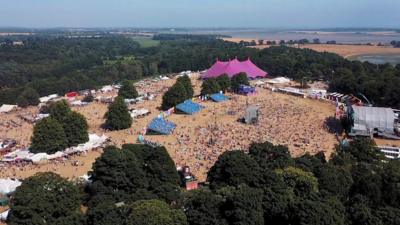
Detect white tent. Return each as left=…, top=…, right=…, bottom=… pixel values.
left=71, top=100, right=88, bottom=106
left=0, top=104, right=17, bottom=113
left=0, top=178, right=22, bottom=195
left=39, top=94, right=58, bottom=103
left=29, top=153, right=49, bottom=163
left=130, top=109, right=150, bottom=118
left=101, top=85, right=113, bottom=92
left=352, top=106, right=395, bottom=134
left=36, top=114, right=50, bottom=121
left=2, top=134, right=108, bottom=163
left=160, top=76, right=170, bottom=80
left=254, top=80, right=265, bottom=86
left=0, top=210, right=9, bottom=221
left=266, top=77, right=291, bottom=84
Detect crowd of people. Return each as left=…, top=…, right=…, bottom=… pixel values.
left=143, top=80, right=337, bottom=181
left=0, top=74, right=339, bottom=182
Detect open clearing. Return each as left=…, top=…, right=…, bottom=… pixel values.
left=1, top=74, right=339, bottom=182
left=222, top=37, right=400, bottom=58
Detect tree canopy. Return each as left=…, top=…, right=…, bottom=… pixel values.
left=16, top=87, right=40, bottom=107
left=1, top=35, right=399, bottom=108
left=230, top=73, right=249, bottom=92
left=118, top=80, right=138, bottom=99
left=9, top=137, right=400, bottom=225
left=63, top=111, right=89, bottom=147
left=104, top=96, right=132, bottom=130
left=30, top=117, right=68, bottom=154
left=46, top=100, right=89, bottom=147
left=177, top=75, right=194, bottom=99
left=207, top=150, right=262, bottom=188
left=128, top=199, right=188, bottom=225
left=161, top=81, right=187, bottom=110
left=200, top=78, right=221, bottom=96
left=216, top=74, right=231, bottom=92
left=8, top=172, right=83, bottom=225
left=88, top=144, right=181, bottom=207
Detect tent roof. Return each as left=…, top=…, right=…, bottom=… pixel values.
left=0, top=104, right=17, bottom=113
left=175, top=100, right=204, bottom=115
left=210, top=93, right=228, bottom=102
left=352, top=106, right=395, bottom=133
left=202, top=58, right=268, bottom=79
left=148, top=118, right=176, bottom=135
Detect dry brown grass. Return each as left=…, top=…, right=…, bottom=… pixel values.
left=300, top=44, right=400, bottom=58
left=0, top=75, right=342, bottom=182
left=222, top=38, right=400, bottom=58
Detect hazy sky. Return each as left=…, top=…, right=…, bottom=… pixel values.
left=1, top=0, right=399, bottom=28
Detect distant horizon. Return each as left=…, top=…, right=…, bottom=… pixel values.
left=0, top=27, right=399, bottom=31
left=1, top=0, right=399, bottom=28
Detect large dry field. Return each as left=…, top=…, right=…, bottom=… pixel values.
left=222, top=37, right=400, bottom=58
left=300, top=44, right=400, bottom=58
left=0, top=74, right=342, bottom=182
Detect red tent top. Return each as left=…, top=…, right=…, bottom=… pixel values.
left=202, top=58, right=268, bottom=79
left=66, top=92, right=78, bottom=98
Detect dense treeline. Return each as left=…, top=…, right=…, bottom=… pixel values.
left=1, top=34, right=399, bottom=108
left=0, top=36, right=251, bottom=105
left=8, top=139, right=400, bottom=225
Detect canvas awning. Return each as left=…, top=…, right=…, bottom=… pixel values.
left=0, top=104, right=17, bottom=113
left=175, top=100, right=204, bottom=115
left=147, top=118, right=176, bottom=135
left=352, top=106, right=395, bottom=133
left=202, top=58, right=268, bottom=79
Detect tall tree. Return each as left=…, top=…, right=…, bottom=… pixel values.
left=8, top=172, right=83, bottom=225
left=216, top=74, right=231, bottom=92
left=86, top=201, right=130, bottom=225
left=161, top=82, right=187, bottom=110
left=207, top=150, right=262, bottom=188
left=30, top=117, right=68, bottom=154
left=16, top=87, right=40, bottom=107
left=315, top=165, right=353, bottom=199
left=276, top=167, right=319, bottom=197
left=47, top=99, right=89, bottom=147
left=289, top=199, right=346, bottom=225
left=89, top=144, right=180, bottom=206
left=63, top=111, right=89, bottom=146
left=200, top=78, right=220, bottom=96
left=231, top=73, right=249, bottom=92
left=249, top=141, right=295, bottom=170
left=224, top=185, right=264, bottom=225
left=104, top=96, right=132, bottom=130
left=177, top=75, right=194, bottom=99
left=183, top=189, right=228, bottom=225
left=127, top=199, right=188, bottom=225
left=48, top=100, right=71, bottom=122
left=118, top=80, right=138, bottom=99
left=374, top=207, right=400, bottom=225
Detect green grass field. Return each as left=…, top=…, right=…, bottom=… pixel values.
left=133, top=38, right=160, bottom=48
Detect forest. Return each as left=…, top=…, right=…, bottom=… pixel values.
left=0, top=34, right=399, bottom=108
left=7, top=139, right=400, bottom=225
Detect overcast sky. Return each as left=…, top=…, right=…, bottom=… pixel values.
left=1, top=0, right=399, bottom=28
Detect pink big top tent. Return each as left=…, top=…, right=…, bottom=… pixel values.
left=202, top=58, right=268, bottom=79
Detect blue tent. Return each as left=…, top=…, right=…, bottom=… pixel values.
left=238, top=85, right=256, bottom=95
left=175, top=100, right=204, bottom=115
left=147, top=118, right=176, bottom=135
left=210, top=93, right=228, bottom=102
